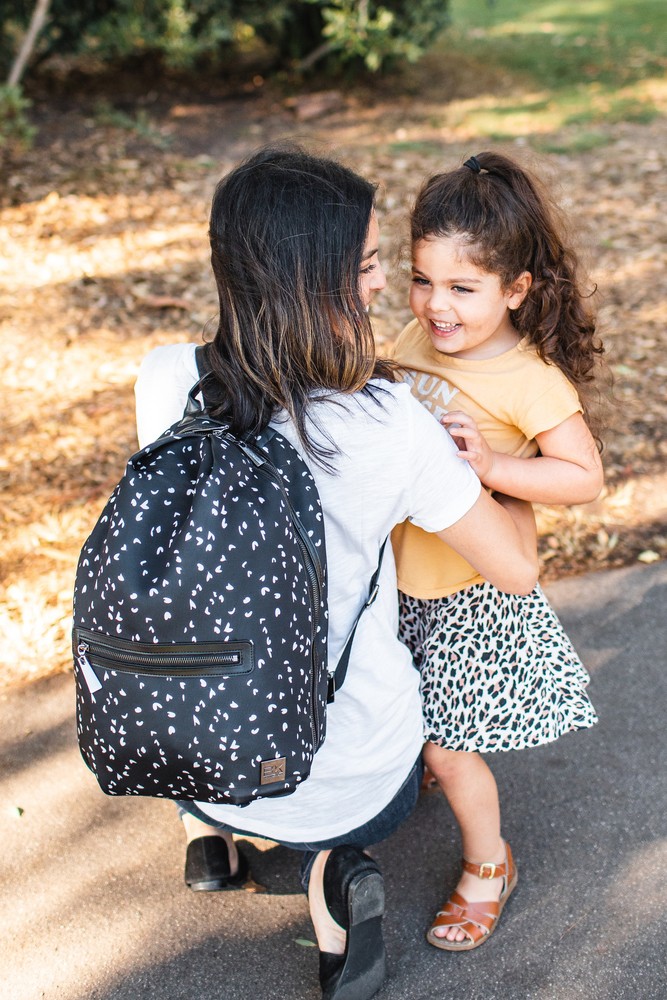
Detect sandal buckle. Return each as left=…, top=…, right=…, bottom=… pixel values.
left=478, top=863, right=497, bottom=879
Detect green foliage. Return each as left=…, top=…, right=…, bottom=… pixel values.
left=304, top=0, right=451, bottom=71
left=93, top=98, right=171, bottom=146
left=0, top=0, right=451, bottom=77
left=1, top=1, right=239, bottom=72
left=0, top=84, right=35, bottom=148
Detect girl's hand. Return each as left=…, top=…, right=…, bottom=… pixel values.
left=441, top=410, right=496, bottom=482
left=443, top=411, right=604, bottom=506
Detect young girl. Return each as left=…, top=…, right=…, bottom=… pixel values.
left=391, top=151, right=604, bottom=952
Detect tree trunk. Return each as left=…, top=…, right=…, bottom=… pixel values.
left=7, top=0, right=52, bottom=88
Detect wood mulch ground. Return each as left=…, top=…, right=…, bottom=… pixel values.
left=1, top=67, right=666, bottom=691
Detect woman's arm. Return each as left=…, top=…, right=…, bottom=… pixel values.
left=437, top=490, right=538, bottom=596
left=442, top=411, right=603, bottom=506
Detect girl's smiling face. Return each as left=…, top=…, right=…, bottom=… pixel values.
left=409, top=235, right=531, bottom=360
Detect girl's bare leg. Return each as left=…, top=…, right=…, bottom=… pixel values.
left=423, top=742, right=506, bottom=944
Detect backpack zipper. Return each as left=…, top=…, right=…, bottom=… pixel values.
left=252, top=459, right=325, bottom=749
left=74, top=629, right=252, bottom=679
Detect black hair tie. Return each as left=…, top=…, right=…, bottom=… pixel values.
left=463, top=155, right=482, bottom=174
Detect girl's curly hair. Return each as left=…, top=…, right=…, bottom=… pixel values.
left=411, top=151, right=606, bottom=440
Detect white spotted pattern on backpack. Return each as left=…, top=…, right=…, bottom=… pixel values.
left=73, top=423, right=329, bottom=804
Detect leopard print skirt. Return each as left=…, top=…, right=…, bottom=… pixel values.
left=399, top=583, right=598, bottom=753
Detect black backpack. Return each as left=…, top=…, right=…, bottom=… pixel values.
left=72, top=357, right=383, bottom=806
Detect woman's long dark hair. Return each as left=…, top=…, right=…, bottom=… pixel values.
left=411, top=151, right=606, bottom=436
left=203, top=144, right=394, bottom=464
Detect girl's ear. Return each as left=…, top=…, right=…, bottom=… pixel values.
left=507, top=271, right=532, bottom=309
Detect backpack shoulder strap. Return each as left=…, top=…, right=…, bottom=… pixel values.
left=194, top=343, right=209, bottom=376
left=327, top=538, right=387, bottom=703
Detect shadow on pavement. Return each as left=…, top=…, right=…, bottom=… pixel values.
left=2, top=562, right=666, bottom=1000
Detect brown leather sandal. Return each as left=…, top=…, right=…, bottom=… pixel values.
left=426, top=841, right=518, bottom=952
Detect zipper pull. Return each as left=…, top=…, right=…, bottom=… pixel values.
left=237, top=440, right=267, bottom=467
left=77, top=644, right=102, bottom=695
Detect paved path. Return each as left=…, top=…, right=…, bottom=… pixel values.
left=3, top=561, right=667, bottom=1000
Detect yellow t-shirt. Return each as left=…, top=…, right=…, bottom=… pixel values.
left=390, top=319, right=583, bottom=599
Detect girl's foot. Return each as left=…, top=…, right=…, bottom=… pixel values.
left=427, top=841, right=517, bottom=951
left=436, top=845, right=505, bottom=942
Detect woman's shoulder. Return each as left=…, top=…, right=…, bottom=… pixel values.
left=317, top=379, right=438, bottom=456
left=135, top=341, right=199, bottom=447
left=365, top=377, right=420, bottom=415
left=137, top=341, right=198, bottom=380
left=362, top=378, right=458, bottom=448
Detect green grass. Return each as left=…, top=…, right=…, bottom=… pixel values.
left=388, top=140, right=444, bottom=154
left=532, top=131, right=612, bottom=155
left=93, top=100, right=171, bottom=148
left=448, top=0, right=666, bottom=89
left=436, top=0, right=667, bottom=138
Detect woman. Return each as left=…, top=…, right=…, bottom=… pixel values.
left=135, top=145, right=537, bottom=1000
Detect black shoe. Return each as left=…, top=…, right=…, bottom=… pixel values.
left=318, top=846, right=386, bottom=1000
left=184, top=836, right=250, bottom=892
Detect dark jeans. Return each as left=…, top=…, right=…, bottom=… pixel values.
left=177, top=757, right=422, bottom=891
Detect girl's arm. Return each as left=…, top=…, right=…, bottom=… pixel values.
left=441, top=410, right=603, bottom=506
left=437, top=490, right=538, bottom=595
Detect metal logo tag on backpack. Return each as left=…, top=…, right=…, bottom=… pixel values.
left=260, top=758, right=287, bottom=785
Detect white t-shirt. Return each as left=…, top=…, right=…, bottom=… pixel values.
left=135, top=343, right=481, bottom=842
